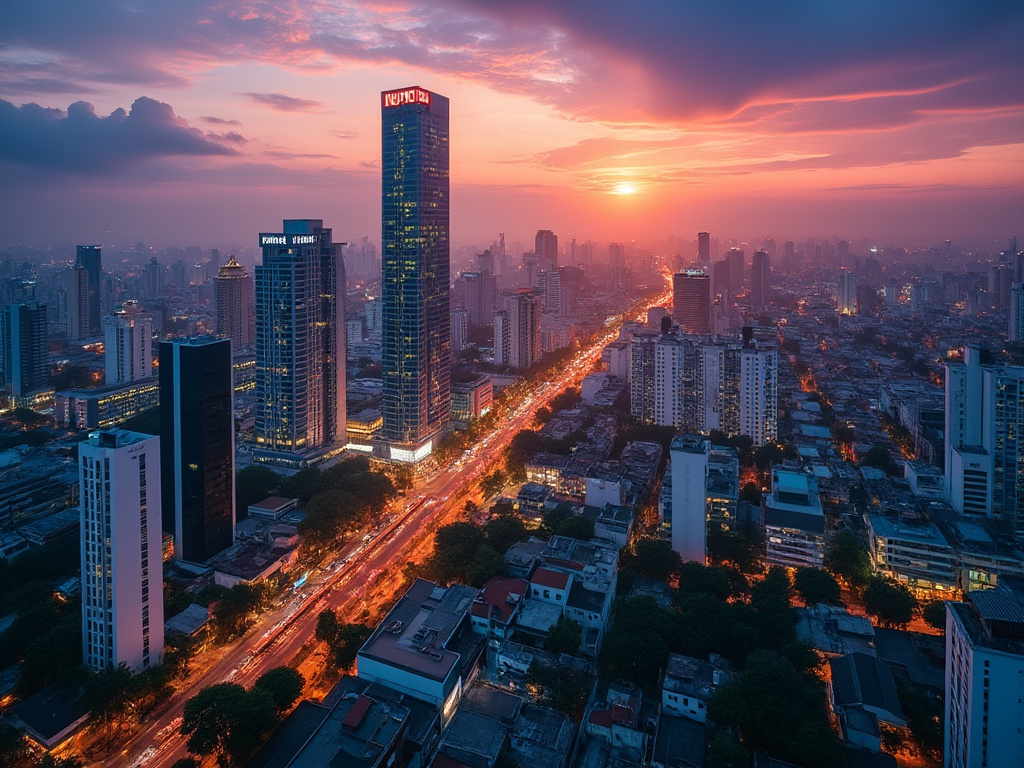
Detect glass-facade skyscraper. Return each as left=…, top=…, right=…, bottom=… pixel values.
left=254, top=220, right=346, bottom=467
left=76, top=245, right=102, bottom=336
left=381, top=86, right=451, bottom=462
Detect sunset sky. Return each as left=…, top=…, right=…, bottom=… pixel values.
left=2, top=0, right=1022, bottom=250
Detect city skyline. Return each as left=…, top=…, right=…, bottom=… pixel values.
left=1, top=2, right=1022, bottom=247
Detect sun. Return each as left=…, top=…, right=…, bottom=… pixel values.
left=610, top=181, right=638, bottom=195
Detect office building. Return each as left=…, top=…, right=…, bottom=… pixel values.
left=867, top=514, right=957, bottom=599
left=143, top=258, right=164, bottom=300
left=76, top=245, right=102, bottom=336
left=764, top=467, right=825, bottom=568
left=673, top=272, right=711, bottom=334
left=751, top=249, right=770, bottom=310
left=381, top=86, right=451, bottom=461
left=945, top=580, right=1024, bottom=767
left=64, top=266, right=90, bottom=340
left=945, top=347, right=1024, bottom=539
left=452, top=270, right=496, bottom=327
left=215, top=256, right=255, bottom=351
left=254, top=220, right=346, bottom=467
left=493, top=311, right=510, bottom=367
left=726, top=248, right=744, bottom=295
left=697, top=232, right=710, bottom=265
left=507, top=289, right=541, bottom=369
left=1010, top=283, right=1024, bottom=343
left=536, top=269, right=562, bottom=315
left=450, top=309, right=468, bottom=354
left=838, top=272, right=858, bottom=315
left=104, top=302, right=153, bottom=386
left=159, top=338, right=235, bottom=564
left=451, top=374, right=493, bottom=426
left=56, top=378, right=160, bottom=429
left=536, top=230, right=558, bottom=271
left=0, top=301, right=48, bottom=398
left=669, top=435, right=710, bottom=563
left=80, top=429, right=163, bottom=672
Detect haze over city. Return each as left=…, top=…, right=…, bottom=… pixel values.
left=2, top=0, right=1023, bottom=247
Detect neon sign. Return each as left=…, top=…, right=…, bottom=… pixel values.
left=382, top=87, right=431, bottom=109
left=259, top=234, right=319, bottom=247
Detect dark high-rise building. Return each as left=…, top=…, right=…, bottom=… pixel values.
left=698, top=232, right=711, bottom=265
left=751, top=250, right=770, bottom=311
left=727, top=248, right=745, bottom=295
left=0, top=301, right=48, bottom=398
left=76, top=245, right=102, bottom=336
left=536, top=230, right=558, bottom=272
left=381, top=86, right=451, bottom=461
left=673, top=272, right=712, bottom=334
left=215, top=256, right=255, bottom=351
left=254, top=220, right=346, bottom=466
left=159, top=337, right=235, bottom=563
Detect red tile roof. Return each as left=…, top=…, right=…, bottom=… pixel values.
left=470, top=577, right=529, bottom=623
left=531, top=568, right=570, bottom=590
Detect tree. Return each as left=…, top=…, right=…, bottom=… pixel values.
left=623, top=538, right=681, bottom=580
left=468, top=545, right=508, bottom=587
left=863, top=576, right=917, bottom=628
left=426, top=522, right=485, bottom=584
left=170, top=760, right=200, bottom=768
left=897, top=681, right=943, bottom=764
left=181, top=683, right=278, bottom=767
left=254, top=667, right=304, bottom=712
left=212, top=584, right=265, bottom=642
left=709, top=651, right=844, bottom=768
left=706, top=734, right=748, bottom=768
left=234, top=465, right=280, bottom=521
left=316, top=610, right=372, bottom=671
left=554, top=515, right=594, bottom=541
left=534, top=407, right=553, bottom=425
left=602, top=597, right=679, bottom=685
left=677, top=562, right=749, bottom=602
left=922, top=600, right=947, bottom=631
left=861, top=444, right=901, bottom=477
left=484, top=514, right=527, bottom=555
left=525, top=661, right=591, bottom=721
left=544, top=616, right=583, bottom=656
left=824, top=531, right=872, bottom=587
left=707, top=525, right=764, bottom=574
left=793, top=567, right=842, bottom=606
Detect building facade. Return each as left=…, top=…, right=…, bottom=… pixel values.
left=215, top=256, right=255, bottom=351
left=669, top=435, right=710, bottom=563
left=0, top=301, right=48, bottom=397
left=104, top=302, right=153, bottom=386
left=159, top=338, right=235, bottom=564
left=76, top=245, right=102, bottom=336
left=381, top=86, right=451, bottom=461
left=673, top=272, right=711, bottom=334
left=751, top=249, right=770, bottom=310
left=80, top=429, right=163, bottom=672
left=254, top=220, right=346, bottom=466
left=507, top=289, right=541, bottom=369
left=764, top=467, right=825, bottom=568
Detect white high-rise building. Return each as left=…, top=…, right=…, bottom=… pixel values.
left=450, top=309, right=468, bottom=354
left=655, top=334, right=687, bottom=428
left=669, top=435, right=710, bottom=563
left=1009, top=283, right=1024, bottom=343
left=104, top=302, right=153, bottom=385
left=80, top=429, right=163, bottom=672
left=740, top=344, right=777, bottom=445
left=945, top=581, right=1024, bottom=768
left=507, top=290, right=541, bottom=369
left=536, top=270, right=562, bottom=316
left=493, top=311, right=510, bottom=366
left=945, top=347, right=1024, bottom=539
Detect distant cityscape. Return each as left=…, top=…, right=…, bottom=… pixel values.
left=1, top=79, right=1023, bottom=768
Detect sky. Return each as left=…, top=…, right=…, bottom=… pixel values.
left=1, top=0, right=1023, bottom=251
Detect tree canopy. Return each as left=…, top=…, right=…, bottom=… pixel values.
left=824, top=531, right=872, bottom=586
left=863, top=576, right=917, bottom=628
left=181, top=683, right=278, bottom=767
left=253, top=667, right=304, bottom=712
left=793, top=567, right=842, bottom=606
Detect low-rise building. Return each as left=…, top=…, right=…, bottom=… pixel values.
left=867, top=513, right=957, bottom=599
left=661, top=653, right=736, bottom=724
left=451, top=375, right=493, bottom=426
left=470, top=577, right=529, bottom=640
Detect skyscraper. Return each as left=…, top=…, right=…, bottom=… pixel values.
left=160, top=337, right=235, bottom=564
left=838, top=272, right=858, bottom=315
left=64, top=266, right=90, bottom=340
left=726, top=248, right=745, bottom=295
left=751, top=250, right=770, bottom=310
left=0, top=301, right=48, bottom=398
left=80, top=429, right=163, bottom=672
left=697, top=232, right=711, bottom=265
left=536, top=230, right=558, bottom=272
left=254, top=220, right=346, bottom=466
left=76, top=245, right=102, bottom=336
left=506, top=290, right=541, bottom=369
left=104, top=302, right=153, bottom=386
left=381, top=86, right=451, bottom=461
left=215, top=256, right=255, bottom=351
left=630, top=330, right=658, bottom=423
left=669, top=435, right=710, bottom=564
left=673, top=271, right=712, bottom=333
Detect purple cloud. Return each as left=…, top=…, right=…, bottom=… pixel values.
left=0, top=96, right=238, bottom=174
left=242, top=92, right=322, bottom=112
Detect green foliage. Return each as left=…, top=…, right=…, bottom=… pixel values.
left=922, top=600, right=947, bottom=631
left=483, top=514, right=528, bottom=555
left=80, top=663, right=135, bottom=741
left=709, top=651, right=844, bottom=768
left=753, top=443, right=784, bottom=470
left=793, top=567, right=842, bottom=606
left=0, top=535, right=81, bottom=613
left=708, top=431, right=754, bottom=464
left=253, top=667, right=304, bottom=712
left=425, top=522, right=485, bottom=584
left=824, top=531, right=872, bottom=586
left=897, top=681, right=943, bottom=764
left=534, top=406, right=552, bottom=424
left=861, top=444, right=901, bottom=476
left=212, top=584, right=266, bottom=642
left=552, top=515, right=594, bottom=541
left=544, top=616, right=583, bottom=656
left=181, top=683, right=278, bottom=767
left=481, top=469, right=507, bottom=498
left=467, top=545, right=508, bottom=587
left=49, top=364, right=94, bottom=390
left=706, top=734, right=748, bottom=768
left=601, top=597, right=679, bottom=685
left=525, top=661, right=591, bottom=721
left=707, top=525, right=764, bottom=574
left=316, top=609, right=372, bottom=671
left=34, top=755, right=84, bottom=768
left=677, top=562, right=749, bottom=602
left=234, top=465, right=281, bottom=521
left=621, top=538, right=682, bottom=580
left=170, top=760, right=201, bottom=768
left=863, top=576, right=917, bottom=628
left=0, top=591, right=83, bottom=697
left=0, top=722, right=31, bottom=768
left=738, top=482, right=762, bottom=504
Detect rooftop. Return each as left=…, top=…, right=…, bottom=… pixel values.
left=829, top=653, right=905, bottom=726
left=868, top=515, right=950, bottom=548
left=670, top=435, right=710, bottom=455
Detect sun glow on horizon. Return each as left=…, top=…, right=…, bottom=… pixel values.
left=610, top=181, right=639, bottom=195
